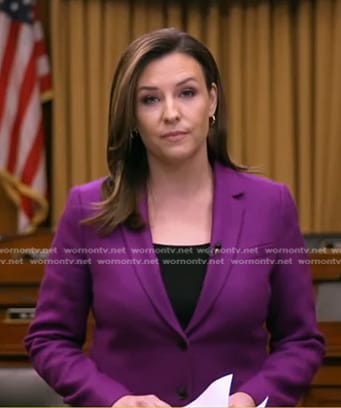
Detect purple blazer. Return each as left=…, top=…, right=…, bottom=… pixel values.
left=25, top=162, right=325, bottom=407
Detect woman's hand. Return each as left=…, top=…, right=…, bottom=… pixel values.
left=228, top=392, right=256, bottom=407
left=112, top=394, right=171, bottom=407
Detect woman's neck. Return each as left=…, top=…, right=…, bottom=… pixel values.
left=146, top=155, right=214, bottom=245
left=147, top=156, right=214, bottom=198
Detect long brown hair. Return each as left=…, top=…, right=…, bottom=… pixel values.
left=85, top=28, right=244, bottom=235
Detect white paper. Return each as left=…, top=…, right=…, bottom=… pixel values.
left=185, top=374, right=269, bottom=408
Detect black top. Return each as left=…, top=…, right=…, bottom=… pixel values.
left=154, top=243, right=210, bottom=329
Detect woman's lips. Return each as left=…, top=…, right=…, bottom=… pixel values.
left=161, top=131, right=188, bottom=140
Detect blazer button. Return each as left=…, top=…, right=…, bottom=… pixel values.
left=177, top=386, right=188, bottom=400
left=177, top=339, right=188, bottom=351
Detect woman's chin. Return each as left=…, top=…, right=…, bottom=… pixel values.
left=154, top=143, right=208, bottom=164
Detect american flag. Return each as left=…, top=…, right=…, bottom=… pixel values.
left=0, top=0, right=51, bottom=232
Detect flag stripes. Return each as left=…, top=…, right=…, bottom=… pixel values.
left=0, top=0, right=51, bottom=232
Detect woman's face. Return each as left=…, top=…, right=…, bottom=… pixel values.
left=135, top=52, right=217, bottom=166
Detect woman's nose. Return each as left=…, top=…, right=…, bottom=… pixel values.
left=162, top=98, right=180, bottom=123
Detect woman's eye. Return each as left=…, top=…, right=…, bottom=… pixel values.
left=181, top=88, right=196, bottom=98
left=141, top=95, right=159, bottom=105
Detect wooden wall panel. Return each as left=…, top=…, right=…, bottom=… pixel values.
left=0, top=185, right=16, bottom=235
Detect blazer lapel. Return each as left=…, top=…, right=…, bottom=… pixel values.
left=186, top=162, right=245, bottom=334
left=121, top=192, right=184, bottom=336
left=121, top=163, right=246, bottom=337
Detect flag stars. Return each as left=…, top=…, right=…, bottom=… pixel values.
left=10, top=2, right=19, bottom=11
left=2, top=0, right=34, bottom=23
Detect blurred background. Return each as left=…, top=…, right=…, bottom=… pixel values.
left=1, top=0, right=340, bottom=235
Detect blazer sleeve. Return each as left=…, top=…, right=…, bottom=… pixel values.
left=24, top=187, right=131, bottom=406
left=237, top=184, right=325, bottom=406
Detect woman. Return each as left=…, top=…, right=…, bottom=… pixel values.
left=25, top=28, right=324, bottom=407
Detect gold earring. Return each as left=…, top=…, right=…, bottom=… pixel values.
left=209, top=115, right=216, bottom=127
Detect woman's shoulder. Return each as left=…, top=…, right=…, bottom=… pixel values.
left=236, top=170, right=285, bottom=192
left=68, top=177, right=106, bottom=202
left=61, top=178, right=107, bottom=220
left=217, top=162, right=287, bottom=196
left=218, top=165, right=300, bottom=232
left=216, top=163, right=296, bottom=215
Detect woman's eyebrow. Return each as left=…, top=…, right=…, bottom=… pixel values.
left=176, top=77, right=198, bottom=86
left=137, top=77, right=198, bottom=93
